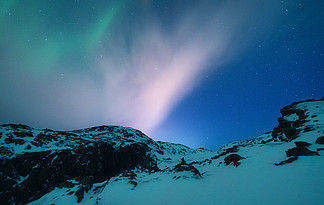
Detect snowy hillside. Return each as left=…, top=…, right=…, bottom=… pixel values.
left=1, top=98, right=324, bottom=205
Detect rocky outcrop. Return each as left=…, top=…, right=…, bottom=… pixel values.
left=224, top=154, right=244, bottom=167
left=316, top=136, right=324, bottom=144
left=272, top=98, right=324, bottom=142
left=285, top=141, right=318, bottom=157
left=274, top=156, right=299, bottom=166
left=0, top=125, right=158, bottom=205
left=0, top=98, right=323, bottom=204
left=173, top=158, right=202, bottom=177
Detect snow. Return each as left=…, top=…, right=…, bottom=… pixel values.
left=28, top=125, right=324, bottom=205
left=4, top=99, right=324, bottom=205
left=29, top=153, right=324, bottom=205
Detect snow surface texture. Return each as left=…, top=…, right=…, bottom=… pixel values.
left=1, top=98, right=324, bottom=205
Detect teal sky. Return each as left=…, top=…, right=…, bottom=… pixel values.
left=1, top=0, right=323, bottom=149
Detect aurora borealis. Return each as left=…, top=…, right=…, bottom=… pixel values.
left=1, top=0, right=323, bottom=149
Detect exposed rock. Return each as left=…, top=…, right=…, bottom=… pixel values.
left=0, top=128, right=157, bottom=205
left=173, top=158, right=202, bottom=177
left=303, top=126, right=315, bottom=132
left=286, top=146, right=318, bottom=157
left=211, top=145, right=240, bottom=160
left=224, top=154, right=244, bottom=167
left=0, top=98, right=323, bottom=204
left=225, top=145, right=239, bottom=153
left=5, top=136, right=25, bottom=145
left=0, top=146, right=13, bottom=157
left=274, top=156, right=298, bottom=166
left=56, top=180, right=76, bottom=189
left=129, top=180, right=138, bottom=186
left=270, top=100, right=320, bottom=142
left=80, top=176, right=94, bottom=193
left=75, top=186, right=85, bottom=203
left=25, top=144, right=32, bottom=149
left=261, top=138, right=272, bottom=144
left=122, top=170, right=137, bottom=180
left=315, top=136, right=324, bottom=144
left=294, top=141, right=311, bottom=148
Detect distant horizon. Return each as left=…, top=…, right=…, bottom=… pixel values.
left=2, top=96, right=323, bottom=151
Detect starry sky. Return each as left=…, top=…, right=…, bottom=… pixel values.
left=0, top=0, right=323, bottom=149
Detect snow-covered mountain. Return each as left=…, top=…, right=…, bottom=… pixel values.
left=1, top=98, right=324, bottom=205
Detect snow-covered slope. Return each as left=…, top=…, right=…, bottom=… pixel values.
left=1, top=98, right=324, bottom=205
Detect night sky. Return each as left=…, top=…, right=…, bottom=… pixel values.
left=1, top=0, right=323, bottom=150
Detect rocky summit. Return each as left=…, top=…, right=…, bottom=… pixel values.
left=1, top=98, right=324, bottom=205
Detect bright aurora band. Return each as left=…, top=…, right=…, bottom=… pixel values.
left=0, top=0, right=323, bottom=149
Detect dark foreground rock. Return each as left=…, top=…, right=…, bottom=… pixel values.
left=271, top=99, right=323, bottom=142
left=316, top=136, right=324, bottom=144
left=173, top=158, right=202, bottom=177
left=0, top=125, right=157, bottom=205
left=224, top=154, right=244, bottom=167
left=274, top=156, right=299, bottom=166
left=285, top=142, right=319, bottom=157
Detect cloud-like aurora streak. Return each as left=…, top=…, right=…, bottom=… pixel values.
left=0, top=0, right=280, bottom=138
left=85, top=1, right=123, bottom=51
left=96, top=1, right=263, bottom=135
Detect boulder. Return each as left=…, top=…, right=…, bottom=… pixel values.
left=315, top=136, right=324, bottom=144
left=173, top=158, right=202, bottom=177
left=286, top=147, right=318, bottom=157
left=274, top=156, right=298, bottom=166
left=224, top=154, right=244, bottom=167
left=294, top=141, right=311, bottom=148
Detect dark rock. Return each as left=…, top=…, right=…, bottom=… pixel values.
left=5, top=136, right=25, bottom=145
left=283, top=128, right=299, bottom=141
left=26, top=144, right=32, bottom=149
left=0, top=128, right=157, bottom=205
left=270, top=99, right=322, bottom=142
left=315, top=136, right=324, bottom=144
left=56, top=181, right=76, bottom=189
left=80, top=176, right=94, bottom=193
left=129, top=180, right=138, bottom=186
left=274, top=156, right=298, bottom=166
left=224, top=154, right=244, bottom=167
left=13, top=131, right=33, bottom=138
left=225, top=145, right=239, bottom=153
left=317, top=148, right=324, bottom=152
left=1, top=124, right=31, bottom=130
left=173, top=160, right=202, bottom=177
left=294, top=141, right=311, bottom=148
left=303, top=126, right=315, bottom=132
left=311, top=115, right=318, bottom=118
left=122, top=171, right=137, bottom=180
left=211, top=146, right=241, bottom=161
left=261, top=138, right=272, bottom=144
left=286, top=146, right=318, bottom=157
left=75, top=186, right=84, bottom=203
left=0, top=146, right=13, bottom=157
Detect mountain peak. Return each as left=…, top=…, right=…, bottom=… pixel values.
left=1, top=98, right=324, bottom=205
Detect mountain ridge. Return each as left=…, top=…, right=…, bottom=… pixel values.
left=1, top=97, right=324, bottom=204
